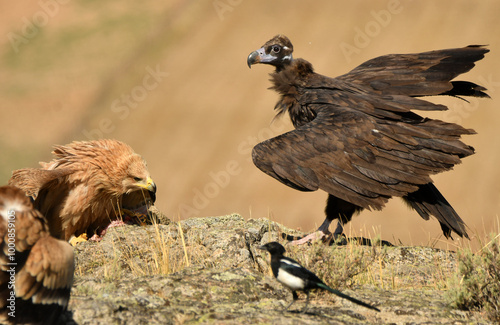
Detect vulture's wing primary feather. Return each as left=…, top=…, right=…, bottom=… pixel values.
left=338, top=45, right=489, bottom=98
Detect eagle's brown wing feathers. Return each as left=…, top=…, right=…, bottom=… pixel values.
left=0, top=186, right=74, bottom=324
left=16, top=236, right=74, bottom=305
left=9, top=167, right=75, bottom=198
left=33, top=171, right=104, bottom=240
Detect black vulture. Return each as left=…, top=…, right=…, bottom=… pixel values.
left=247, top=35, right=489, bottom=244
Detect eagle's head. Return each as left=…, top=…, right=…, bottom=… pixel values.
left=247, top=34, right=294, bottom=71
left=120, top=153, right=157, bottom=217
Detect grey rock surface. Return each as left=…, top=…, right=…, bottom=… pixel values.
left=64, top=214, right=490, bottom=324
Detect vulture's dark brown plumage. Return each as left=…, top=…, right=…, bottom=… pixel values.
left=247, top=35, right=489, bottom=243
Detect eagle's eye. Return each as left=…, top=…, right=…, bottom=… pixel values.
left=272, top=45, right=281, bottom=53
left=133, top=177, right=142, bottom=182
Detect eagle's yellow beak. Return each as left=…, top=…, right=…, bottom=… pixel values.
left=134, top=177, right=156, bottom=203
left=135, top=176, right=156, bottom=194
left=138, top=177, right=156, bottom=193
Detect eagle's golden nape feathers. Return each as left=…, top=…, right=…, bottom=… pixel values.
left=8, top=139, right=157, bottom=242
left=0, top=185, right=74, bottom=325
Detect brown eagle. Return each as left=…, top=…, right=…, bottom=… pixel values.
left=9, top=139, right=157, bottom=242
left=0, top=185, right=74, bottom=324
left=247, top=35, right=489, bottom=244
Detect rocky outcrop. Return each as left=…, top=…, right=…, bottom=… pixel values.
left=64, top=214, right=489, bottom=324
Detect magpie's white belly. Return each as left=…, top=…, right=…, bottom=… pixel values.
left=277, top=270, right=305, bottom=290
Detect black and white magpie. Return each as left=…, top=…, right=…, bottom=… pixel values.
left=259, top=241, right=380, bottom=313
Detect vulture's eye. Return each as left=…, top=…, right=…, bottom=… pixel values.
left=272, top=46, right=281, bottom=53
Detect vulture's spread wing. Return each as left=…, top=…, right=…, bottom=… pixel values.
left=253, top=98, right=472, bottom=211
left=338, top=45, right=489, bottom=98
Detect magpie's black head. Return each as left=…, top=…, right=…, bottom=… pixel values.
left=247, top=35, right=294, bottom=71
left=259, top=241, right=286, bottom=256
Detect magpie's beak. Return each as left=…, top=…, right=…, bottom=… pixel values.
left=258, top=245, right=267, bottom=251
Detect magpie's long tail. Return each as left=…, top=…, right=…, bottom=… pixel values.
left=317, top=283, right=380, bottom=312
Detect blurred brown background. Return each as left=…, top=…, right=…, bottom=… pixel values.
left=1, top=0, right=499, bottom=250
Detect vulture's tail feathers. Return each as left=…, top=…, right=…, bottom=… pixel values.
left=403, top=183, right=469, bottom=239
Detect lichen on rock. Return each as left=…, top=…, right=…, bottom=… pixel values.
left=65, top=213, right=490, bottom=324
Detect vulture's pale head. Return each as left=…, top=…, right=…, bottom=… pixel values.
left=247, top=34, right=294, bottom=70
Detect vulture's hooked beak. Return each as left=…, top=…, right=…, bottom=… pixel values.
left=247, top=47, right=274, bottom=68
left=137, top=177, right=157, bottom=203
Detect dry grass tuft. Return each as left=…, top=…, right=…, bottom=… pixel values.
left=446, top=231, right=500, bottom=322
left=118, top=220, right=209, bottom=277
left=76, top=214, right=212, bottom=280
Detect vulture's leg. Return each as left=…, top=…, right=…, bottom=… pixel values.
left=326, top=195, right=362, bottom=240
left=288, top=216, right=334, bottom=245
left=332, top=221, right=344, bottom=238
left=288, top=195, right=360, bottom=245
